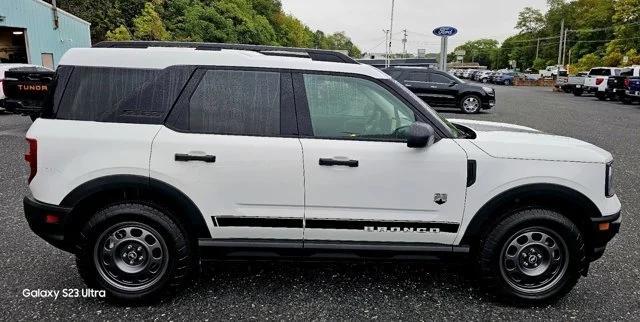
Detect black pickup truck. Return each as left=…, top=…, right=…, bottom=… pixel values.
left=606, top=66, right=640, bottom=101
left=1, top=66, right=55, bottom=120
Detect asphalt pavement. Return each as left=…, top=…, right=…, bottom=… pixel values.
left=1, top=85, right=639, bottom=320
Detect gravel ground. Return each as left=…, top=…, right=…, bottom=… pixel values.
left=0, top=85, right=639, bottom=320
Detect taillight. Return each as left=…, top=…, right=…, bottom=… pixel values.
left=624, top=78, right=630, bottom=88
left=25, top=138, right=37, bottom=183
left=596, top=78, right=604, bottom=85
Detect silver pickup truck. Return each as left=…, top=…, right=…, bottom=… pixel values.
left=556, top=72, right=587, bottom=94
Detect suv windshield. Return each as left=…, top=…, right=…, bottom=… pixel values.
left=388, top=77, right=462, bottom=138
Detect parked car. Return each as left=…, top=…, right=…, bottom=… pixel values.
left=477, top=71, right=493, bottom=83
left=462, top=69, right=475, bottom=79
left=493, top=72, right=519, bottom=86
left=606, top=66, right=640, bottom=101
left=577, top=67, right=622, bottom=100
left=22, top=42, right=620, bottom=303
left=0, top=64, right=48, bottom=112
left=540, top=65, right=567, bottom=78
left=622, top=76, right=640, bottom=104
left=383, top=66, right=495, bottom=113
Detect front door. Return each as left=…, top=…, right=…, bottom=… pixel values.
left=296, top=73, right=468, bottom=246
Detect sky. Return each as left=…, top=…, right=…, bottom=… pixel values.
left=280, top=0, right=550, bottom=55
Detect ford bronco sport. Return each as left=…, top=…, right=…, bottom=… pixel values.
left=23, top=42, right=621, bottom=303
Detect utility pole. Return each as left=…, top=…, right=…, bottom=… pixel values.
left=558, top=19, right=564, bottom=65
left=402, top=29, right=408, bottom=58
left=562, top=29, right=569, bottom=66
left=535, top=38, right=540, bottom=60
left=383, top=29, right=390, bottom=67
left=387, top=0, right=395, bottom=68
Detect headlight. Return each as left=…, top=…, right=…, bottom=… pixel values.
left=605, top=162, right=615, bottom=197
left=482, top=86, right=494, bottom=93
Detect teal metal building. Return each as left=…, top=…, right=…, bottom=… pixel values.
left=0, top=0, right=91, bottom=68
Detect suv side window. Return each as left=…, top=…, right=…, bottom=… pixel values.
left=405, top=71, right=428, bottom=82
left=303, top=74, right=416, bottom=140
left=430, top=73, right=454, bottom=84
left=188, top=70, right=280, bottom=136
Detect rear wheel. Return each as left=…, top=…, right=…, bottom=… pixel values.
left=478, top=208, right=584, bottom=303
left=596, top=92, right=607, bottom=101
left=573, top=89, right=583, bottom=96
left=504, top=79, right=512, bottom=86
left=621, top=96, right=632, bottom=105
left=76, top=203, right=195, bottom=301
left=460, top=95, right=481, bottom=114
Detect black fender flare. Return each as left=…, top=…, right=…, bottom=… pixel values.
left=61, top=175, right=211, bottom=239
left=460, top=183, right=602, bottom=245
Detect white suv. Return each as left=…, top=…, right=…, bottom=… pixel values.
left=23, top=42, right=621, bottom=303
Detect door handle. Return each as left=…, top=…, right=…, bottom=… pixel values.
left=175, top=153, right=216, bottom=163
left=319, top=158, right=359, bottom=167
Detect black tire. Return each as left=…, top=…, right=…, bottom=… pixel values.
left=573, top=90, right=583, bottom=96
left=76, top=202, right=195, bottom=301
left=596, top=92, right=607, bottom=101
left=504, top=80, right=512, bottom=86
left=30, top=114, right=38, bottom=122
left=478, top=208, right=585, bottom=304
left=620, top=96, right=632, bottom=105
left=460, top=94, right=482, bottom=114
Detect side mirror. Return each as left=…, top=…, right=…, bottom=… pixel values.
left=407, top=122, right=435, bottom=148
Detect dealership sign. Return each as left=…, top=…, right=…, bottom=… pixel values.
left=433, top=26, right=458, bottom=37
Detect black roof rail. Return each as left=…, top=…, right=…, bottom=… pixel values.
left=93, top=41, right=359, bottom=64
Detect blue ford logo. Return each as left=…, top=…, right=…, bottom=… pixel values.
left=433, top=26, right=458, bottom=37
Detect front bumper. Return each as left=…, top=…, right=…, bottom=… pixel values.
left=482, top=93, right=495, bottom=109
left=587, top=211, right=621, bottom=261
left=626, top=89, right=640, bottom=97
left=24, top=196, right=73, bottom=252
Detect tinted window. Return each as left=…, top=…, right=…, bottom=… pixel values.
left=57, top=67, right=159, bottom=121
left=431, top=73, right=453, bottom=84
left=303, top=74, right=415, bottom=140
left=589, top=68, right=612, bottom=76
left=385, top=70, right=403, bottom=79
left=188, top=70, right=280, bottom=136
left=405, top=71, right=428, bottom=82
left=621, top=69, right=633, bottom=77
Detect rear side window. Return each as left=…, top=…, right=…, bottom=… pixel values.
left=57, top=67, right=158, bottom=121
left=406, top=72, right=428, bottom=82
left=589, top=69, right=612, bottom=76
left=187, top=70, right=280, bottom=136
left=56, top=66, right=193, bottom=123
left=430, top=73, right=453, bottom=84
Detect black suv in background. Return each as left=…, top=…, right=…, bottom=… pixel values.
left=383, top=67, right=495, bottom=114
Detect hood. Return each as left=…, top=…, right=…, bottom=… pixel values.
left=450, top=119, right=612, bottom=163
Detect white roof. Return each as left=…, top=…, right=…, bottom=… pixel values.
left=59, top=47, right=390, bottom=79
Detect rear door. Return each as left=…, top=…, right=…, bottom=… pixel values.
left=427, top=72, right=459, bottom=106
left=151, top=68, right=305, bottom=245
left=401, top=71, right=438, bottom=105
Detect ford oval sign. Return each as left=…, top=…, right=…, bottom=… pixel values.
left=433, top=26, right=458, bottom=37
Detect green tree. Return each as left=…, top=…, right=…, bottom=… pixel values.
left=575, top=53, right=602, bottom=71
left=515, top=7, right=546, bottom=34
left=133, top=2, right=171, bottom=41
left=532, top=57, right=547, bottom=70
left=454, top=39, right=499, bottom=68
left=105, top=25, right=133, bottom=41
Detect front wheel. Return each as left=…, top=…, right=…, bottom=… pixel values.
left=76, top=203, right=195, bottom=301
left=460, top=95, right=482, bottom=114
left=478, top=209, right=585, bottom=303
left=621, top=96, right=632, bottom=105
left=596, top=92, right=607, bottom=101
